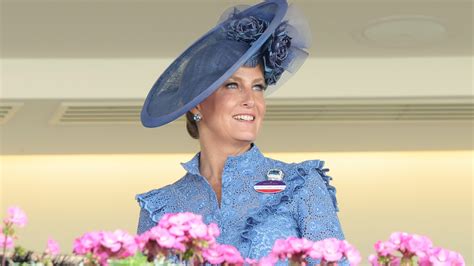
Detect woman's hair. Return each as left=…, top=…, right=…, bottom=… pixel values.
left=186, top=111, right=199, bottom=139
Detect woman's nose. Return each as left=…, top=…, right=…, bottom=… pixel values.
left=241, top=86, right=255, bottom=108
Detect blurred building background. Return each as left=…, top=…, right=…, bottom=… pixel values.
left=1, top=0, right=472, bottom=264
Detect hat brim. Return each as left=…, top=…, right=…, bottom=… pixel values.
left=141, top=0, right=288, bottom=128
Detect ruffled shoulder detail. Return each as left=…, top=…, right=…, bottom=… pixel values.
left=316, top=161, right=339, bottom=212
left=135, top=186, right=171, bottom=223
left=240, top=159, right=339, bottom=242
left=299, top=159, right=339, bottom=212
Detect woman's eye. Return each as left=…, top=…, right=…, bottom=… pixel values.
left=225, top=82, right=238, bottom=89
left=253, top=84, right=267, bottom=91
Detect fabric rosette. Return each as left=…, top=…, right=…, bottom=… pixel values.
left=222, top=3, right=311, bottom=90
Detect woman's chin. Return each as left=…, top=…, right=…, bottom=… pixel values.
left=231, top=133, right=258, bottom=143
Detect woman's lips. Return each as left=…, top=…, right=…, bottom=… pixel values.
left=232, top=114, right=255, bottom=121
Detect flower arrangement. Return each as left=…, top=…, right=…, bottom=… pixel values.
left=255, top=237, right=361, bottom=266
left=0, top=206, right=466, bottom=266
left=73, top=230, right=139, bottom=265
left=1, top=207, right=64, bottom=266
left=368, top=232, right=465, bottom=266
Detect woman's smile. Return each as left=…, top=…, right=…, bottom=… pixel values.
left=232, top=114, right=256, bottom=122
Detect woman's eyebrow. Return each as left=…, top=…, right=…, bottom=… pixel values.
left=229, top=76, right=265, bottom=83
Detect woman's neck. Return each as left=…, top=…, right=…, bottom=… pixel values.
left=198, top=140, right=252, bottom=206
left=198, top=141, right=252, bottom=182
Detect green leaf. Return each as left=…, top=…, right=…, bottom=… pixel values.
left=182, top=249, right=194, bottom=261
left=109, top=253, right=153, bottom=266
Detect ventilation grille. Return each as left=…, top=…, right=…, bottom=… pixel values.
left=0, top=102, right=24, bottom=125
left=264, top=103, right=474, bottom=121
left=50, top=102, right=145, bottom=125
left=50, top=98, right=474, bottom=125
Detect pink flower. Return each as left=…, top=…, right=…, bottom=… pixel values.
left=372, top=232, right=465, bottom=266
left=101, top=231, right=121, bottom=252
left=4, top=206, right=27, bottom=227
left=220, top=244, right=244, bottom=264
left=73, top=231, right=101, bottom=254
left=270, top=237, right=360, bottom=265
left=390, top=257, right=401, bottom=265
left=308, top=241, right=323, bottom=259
left=271, top=237, right=314, bottom=262
left=320, top=238, right=343, bottom=262
left=207, top=223, right=220, bottom=239
left=389, top=232, right=411, bottom=252
left=344, top=245, right=362, bottom=266
left=448, top=250, right=466, bottom=266
left=374, top=240, right=397, bottom=256
left=0, top=233, right=14, bottom=249
left=202, top=243, right=244, bottom=265
left=139, top=212, right=222, bottom=262
left=288, top=237, right=313, bottom=254
left=427, top=247, right=465, bottom=266
left=368, top=254, right=381, bottom=266
left=189, top=222, right=208, bottom=238
left=245, top=258, right=258, bottom=265
left=406, top=234, right=432, bottom=256
left=148, top=226, right=176, bottom=249
left=271, top=239, right=289, bottom=259
left=429, top=247, right=451, bottom=265
left=258, top=255, right=278, bottom=266
left=73, top=230, right=138, bottom=265
left=113, top=230, right=138, bottom=257
left=45, top=238, right=60, bottom=256
left=202, top=245, right=225, bottom=264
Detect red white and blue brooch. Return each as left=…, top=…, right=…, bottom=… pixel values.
left=253, top=169, right=286, bottom=194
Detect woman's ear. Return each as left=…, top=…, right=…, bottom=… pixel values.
left=190, top=105, right=201, bottom=115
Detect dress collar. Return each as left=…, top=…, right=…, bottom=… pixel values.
left=180, top=143, right=265, bottom=177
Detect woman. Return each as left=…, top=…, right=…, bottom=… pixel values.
left=136, top=0, right=345, bottom=262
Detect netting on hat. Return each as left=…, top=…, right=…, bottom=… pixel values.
left=218, top=3, right=312, bottom=95
left=142, top=1, right=288, bottom=127
left=264, top=4, right=312, bottom=96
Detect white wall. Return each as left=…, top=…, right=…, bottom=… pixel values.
left=1, top=57, right=472, bottom=99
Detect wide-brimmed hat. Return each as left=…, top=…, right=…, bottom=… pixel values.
left=141, top=0, right=311, bottom=128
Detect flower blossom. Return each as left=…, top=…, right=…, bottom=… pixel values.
left=4, top=206, right=27, bottom=227
left=0, top=232, right=14, bottom=249
left=45, top=237, right=60, bottom=256
left=138, top=212, right=221, bottom=262
left=73, top=230, right=138, bottom=266
left=263, top=237, right=360, bottom=266
left=417, top=247, right=465, bottom=266
left=202, top=243, right=244, bottom=265
left=369, top=232, right=465, bottom=266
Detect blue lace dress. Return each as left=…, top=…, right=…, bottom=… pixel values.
left=136, top=144, right=345, bottom=264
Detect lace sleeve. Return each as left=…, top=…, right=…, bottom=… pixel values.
left=137, top=207, right=157, bottom=234
left=293, top=161, right=345, bottom=241
left=135, top=188, right=169, bottom=234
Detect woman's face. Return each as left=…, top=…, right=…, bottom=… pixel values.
left=195, top=65, right=266, bottom=146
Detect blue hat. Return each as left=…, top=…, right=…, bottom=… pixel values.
left=141, top=0, right=311, bottom=128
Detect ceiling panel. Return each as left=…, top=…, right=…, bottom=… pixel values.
left=1, top=0, right=471, bottom=58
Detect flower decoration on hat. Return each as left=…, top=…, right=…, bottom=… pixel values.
left=226, top=16, right=269, bottom=43
left=226, top=16, right=292, bottom=85
left=263, top=21, right=292, bottom=85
